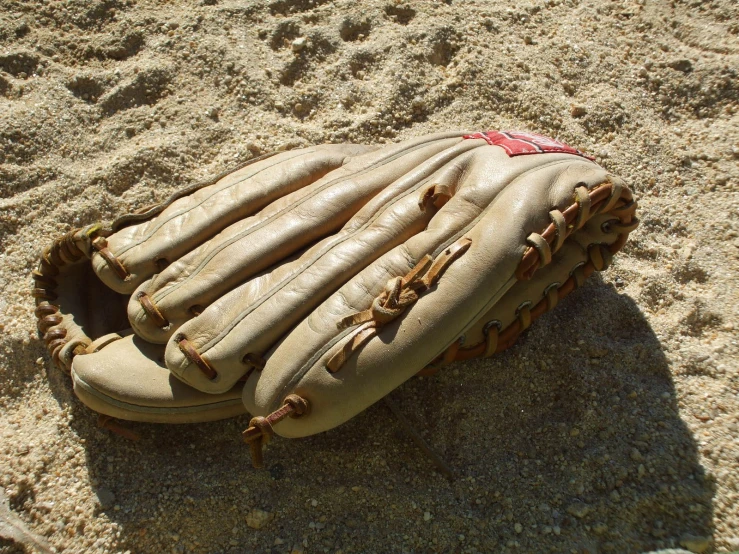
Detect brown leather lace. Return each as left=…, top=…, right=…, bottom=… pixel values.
left=428, top=180, right=638, bottom=368
left=326, top=237, right=472, bottom=373
left=242, top=395, right=310, bottom=468
left=31, top=226, right=99, bottom=368
left=91, top=236, right=130, bottom=281
left=176, top=335, right=218, bottom=380
left=137, top=291, right=170, bottom=328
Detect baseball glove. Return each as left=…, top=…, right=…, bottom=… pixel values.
left=32, top=131, right=638, bottom=466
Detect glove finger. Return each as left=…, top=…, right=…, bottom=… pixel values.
left=163, top=138, right=486, bottom=392
left=244, top=152, right=625, bottom=438
left=127, top=133, right=472, bottom=343
left=91, top=144, right=376, bottom=294
left=71, top=334, right=246, bottom=423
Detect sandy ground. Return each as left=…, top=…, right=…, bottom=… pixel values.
left=1, top=0, right=738, bottom=552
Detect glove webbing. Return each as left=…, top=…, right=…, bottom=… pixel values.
left=33, top=225, right=144, bottom=441
left=32, top=225, right=101, bottom=367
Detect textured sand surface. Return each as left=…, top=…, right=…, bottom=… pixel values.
left=1, top=0, right=738, bottom=553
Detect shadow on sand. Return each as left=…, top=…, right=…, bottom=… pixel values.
left=32, top=274, right=714, bottom=553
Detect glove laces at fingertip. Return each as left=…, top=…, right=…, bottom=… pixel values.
left=242, top=395, right=310, bottom=468
left=137, top=291, right=170, bottom=328
left=176, top=335, right=218, bottom=380
left=91, top=236, right=130, bottom=281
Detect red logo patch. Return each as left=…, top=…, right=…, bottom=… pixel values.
left=463, top=131, right=594, bottom=160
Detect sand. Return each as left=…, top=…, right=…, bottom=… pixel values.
left=1, top=0, right=738, bottom=552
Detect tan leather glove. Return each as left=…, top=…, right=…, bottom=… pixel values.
left=32, top=131, right=638, bottom=457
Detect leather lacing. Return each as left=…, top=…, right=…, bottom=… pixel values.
left=173, top=338, right=269, bottom=382
left=324, top=180, right=637, bottom=379
left=518, top=181, right=626, bottom=280
left=32, top=226, right=100, bottom=368
left=176, top=335, right=218, bottom=380
left=326, top=237, right=473, bottom=373
left=426, top=180, right=638, bottom=369
left=91, top=236, right=130, bottom=281
left=137, top=291, right=170, bottom=328
left=242, top=394, right=310, bottom=468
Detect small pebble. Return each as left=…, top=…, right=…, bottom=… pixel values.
left=567, top=502, right=591, bottom=519
left=245, top=509, right=274, bottom=530
left=571, top=105, right=587, bottom=117
left=96, top=488, right=116, bottom=510
left=680, top=534, right=711, bottom=553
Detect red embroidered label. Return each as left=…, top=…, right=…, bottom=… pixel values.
left=463, top=131, right=594, bottom=160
